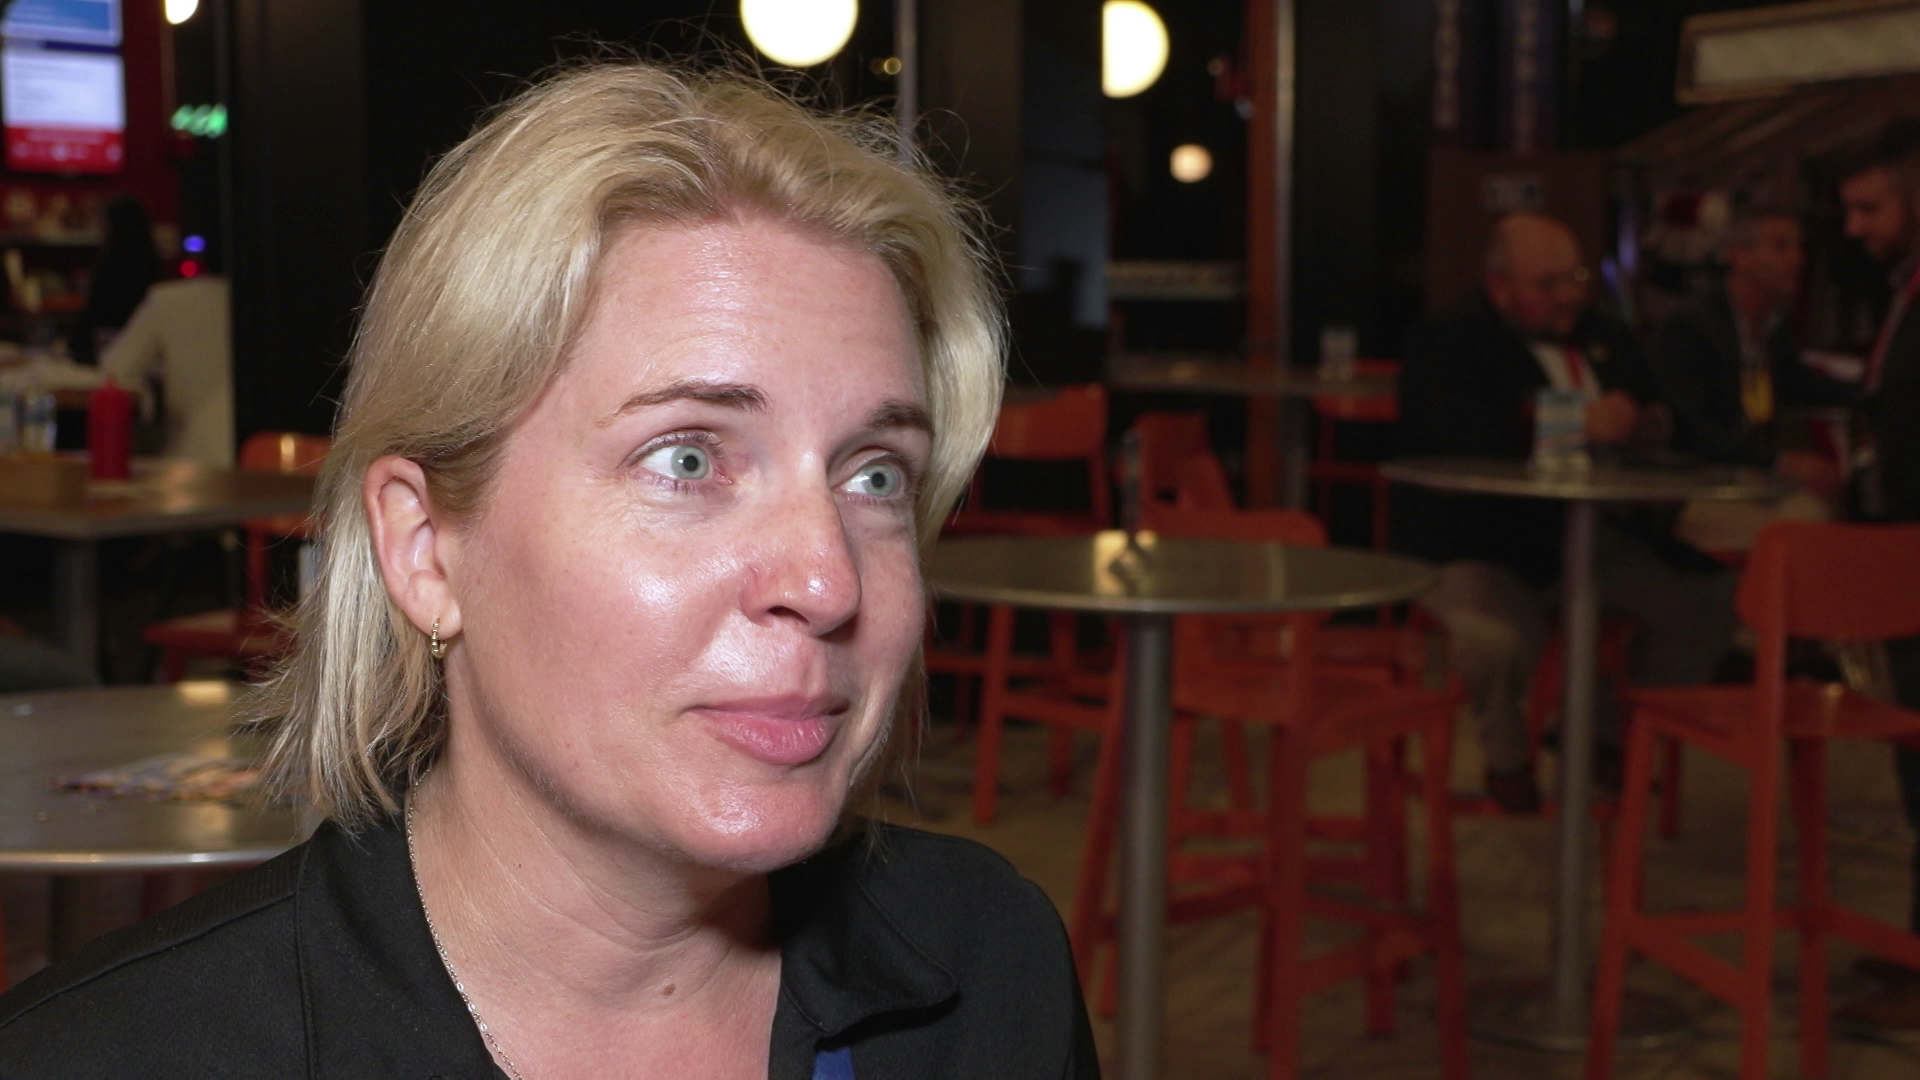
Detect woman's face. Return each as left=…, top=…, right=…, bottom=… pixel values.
left=440, top=217, right=929, bottom=873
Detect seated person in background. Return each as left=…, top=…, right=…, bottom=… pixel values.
left=1652, top=206, right=1854, bottom=495
left=99, top=275, right=233, bottom=468
left=1395, top=212, right=1738, bottom=814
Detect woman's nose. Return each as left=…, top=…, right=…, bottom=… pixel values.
left=745, top=486, right=862, bottom=636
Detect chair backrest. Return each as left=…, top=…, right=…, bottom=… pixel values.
left=1312, top=358, right=1400, bottom=423
left=1129, top=410, right=1211, bottom=505
left=1173, top=452, right=1236, bottom=511
left=1141, top=501, right=1325, bottom=547
left=238, top=431, right=331, bottom=476
left=955, top=384, right=1110, bottom=531
left=1739, top=521, right=1920, bottom=644
left=988, top=384, right=1107, bottom=460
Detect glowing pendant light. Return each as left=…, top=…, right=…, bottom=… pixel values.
left=1103, top=1, right=1168, bottom=98
left=742, top=0, right=859, bottom=68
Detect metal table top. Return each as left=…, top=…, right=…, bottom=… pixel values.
left=925, top=530, right=1436, bottom=615
left=0, top=682, right=308, bottom=872
left=1107, top=353, right=1395, bottom=400
left=1381, top=456, right=1796, bottom=503
left=0, top=459, right=315, bottom=541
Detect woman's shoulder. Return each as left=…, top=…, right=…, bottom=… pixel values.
left=836, top=824, right=1062, bottom=938
left=0, top=845, right=307, bottom=1076
left=777, top=824, right=1098, bottom=1076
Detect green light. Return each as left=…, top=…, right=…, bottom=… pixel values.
left=169, top=104, right=229, bottom=138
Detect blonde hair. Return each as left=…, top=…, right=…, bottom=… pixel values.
left=253, top=60, right=1005, bottom=824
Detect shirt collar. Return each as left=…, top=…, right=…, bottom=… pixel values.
left=292, top=817, right=957, bottom=1077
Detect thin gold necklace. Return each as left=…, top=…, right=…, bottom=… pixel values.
left=405, top=788, right=530, bottom=1080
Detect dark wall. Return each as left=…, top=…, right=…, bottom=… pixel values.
left=1290, top=0, right=1382, bottom=361
left=227, top=0, right=1037, bottom=438
left=230, top=0, right=365, bottom=439
left=919, top=0, right=1024, bottom=255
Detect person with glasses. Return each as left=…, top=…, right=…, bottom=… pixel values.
left=1394, top=212, right=1737, bottom=815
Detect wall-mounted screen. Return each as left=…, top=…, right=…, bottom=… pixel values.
left=2, top=0, right=121, bottom=49
left=2, top=45, right=125, bottom=174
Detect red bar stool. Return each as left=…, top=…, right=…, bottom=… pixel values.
left=1308, top=358, right=1398, bottom=549
left=1074, top=502, right=1470, bottom=1080
left=926, top=385, right=1114, bottom=823
left=1588, top=521, right=1920, bottom=1080
left=143, top=432, right=330, bottom=682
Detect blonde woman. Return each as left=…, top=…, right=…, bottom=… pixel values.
left=0, top=63, right=1096, bottom=1078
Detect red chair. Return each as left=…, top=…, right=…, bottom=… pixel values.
left=927, top=385, right=1114, bottom=823
left=947, top=383, right=1111, bottom=536
left=1308, top=359, right=1398, bottom=550
left=1074, top=502, right=1470, bottom=1080
left=1588, top=522, right=1920, bottom=1080
left=1128, top=409, right=1213, bottom=509
left=143, top=432, right=330, bottom=681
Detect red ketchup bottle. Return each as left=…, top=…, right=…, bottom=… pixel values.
left=87, top=376, right=134, bottom=480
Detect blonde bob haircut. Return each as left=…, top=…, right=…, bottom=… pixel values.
left=253, top=60, right=1005, bottom=824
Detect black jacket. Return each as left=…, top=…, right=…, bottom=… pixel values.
left=1650, top=288, right=1855, bottom=467
left=1861, top=283, right=1920, bottom=523
left=0, top=818, right=1098, bottom=1078
left=1392, top=291, right=1661, bottom=587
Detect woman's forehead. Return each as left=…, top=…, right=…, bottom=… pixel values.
left=554, top=219, right=923, bottom=414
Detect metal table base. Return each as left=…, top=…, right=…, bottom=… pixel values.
left=1116, top=614, right=1174, bottom=1079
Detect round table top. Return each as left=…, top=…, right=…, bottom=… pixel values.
left=925, top=530, right=1437, bottom=615
left=0, top=682, right=309, bottom=872
left=1381, top=455, right=1796, bottom=503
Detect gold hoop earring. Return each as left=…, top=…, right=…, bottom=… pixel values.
left=429, top=618, right=447, bottom=660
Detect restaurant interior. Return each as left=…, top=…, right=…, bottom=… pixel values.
left=4, top=0, right=1920, bottom=1076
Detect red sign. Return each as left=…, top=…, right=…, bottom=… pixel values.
left=5, top=124, right=121, bottom=173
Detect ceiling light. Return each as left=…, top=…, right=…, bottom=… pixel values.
left=1104, top=1, right=1168, bottom=98
left=742, top=0, right=858, bottom=68
left=1170, top=144, right=1211, bottom=183
left=164, top=0, right=199, bottom=25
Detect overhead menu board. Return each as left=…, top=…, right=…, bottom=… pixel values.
left=3, top=45, right=124, bottom=173
left=2, top=0, right=122, bottom=48
left=0, top=0, right=124, bottom=175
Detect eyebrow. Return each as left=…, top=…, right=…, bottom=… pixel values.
left=600, top=380, right=767, bottom=425
left=599, top=380, right=933, bottom=438
left=867, top=399, right=934, bottom=437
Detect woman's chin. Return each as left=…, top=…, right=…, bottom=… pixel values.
left=665, top=791, right=847, bottom=875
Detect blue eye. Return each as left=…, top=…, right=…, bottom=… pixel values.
left=640, top=443, right=711, bottom=480
left=847, top=461, right=906, bottom=498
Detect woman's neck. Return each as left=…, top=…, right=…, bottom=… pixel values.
left=406, top=735, right=779, bottom=1025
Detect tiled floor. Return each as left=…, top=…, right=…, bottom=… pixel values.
left=889, top=720, right=1920, bottom=1078
left=8, top=712, right=1920, bottom=1078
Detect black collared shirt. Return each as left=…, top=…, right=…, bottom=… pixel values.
left=0, top=818, right=1098, bottom=1078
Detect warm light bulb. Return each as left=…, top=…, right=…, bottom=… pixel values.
left=1103, top=1, right=1169, bottom=98
left=1170, top=144, right=1211, bottom=183
left=741, top=0, right=858, bottom=67
left=164, top=0, right=199, bottom=25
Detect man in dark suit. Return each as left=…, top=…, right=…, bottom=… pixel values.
left=1395, top=212, right=1737, bottom=813
left=1833, top=134, right=1920, bottom=1035
left=1653, top=207, right=1855, bottom=472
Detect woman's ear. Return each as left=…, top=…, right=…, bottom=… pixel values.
left=363, top=456, right=462, bottom=639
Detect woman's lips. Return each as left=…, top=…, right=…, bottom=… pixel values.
left=695, top=695, right=846, bottom=767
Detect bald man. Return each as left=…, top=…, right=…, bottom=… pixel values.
left=1395, top=212, right=1737, bottom=814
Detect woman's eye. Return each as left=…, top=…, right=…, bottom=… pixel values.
left=846, top=461, right=906, bottom=498
left=639, top=443, right=712, bottom=481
